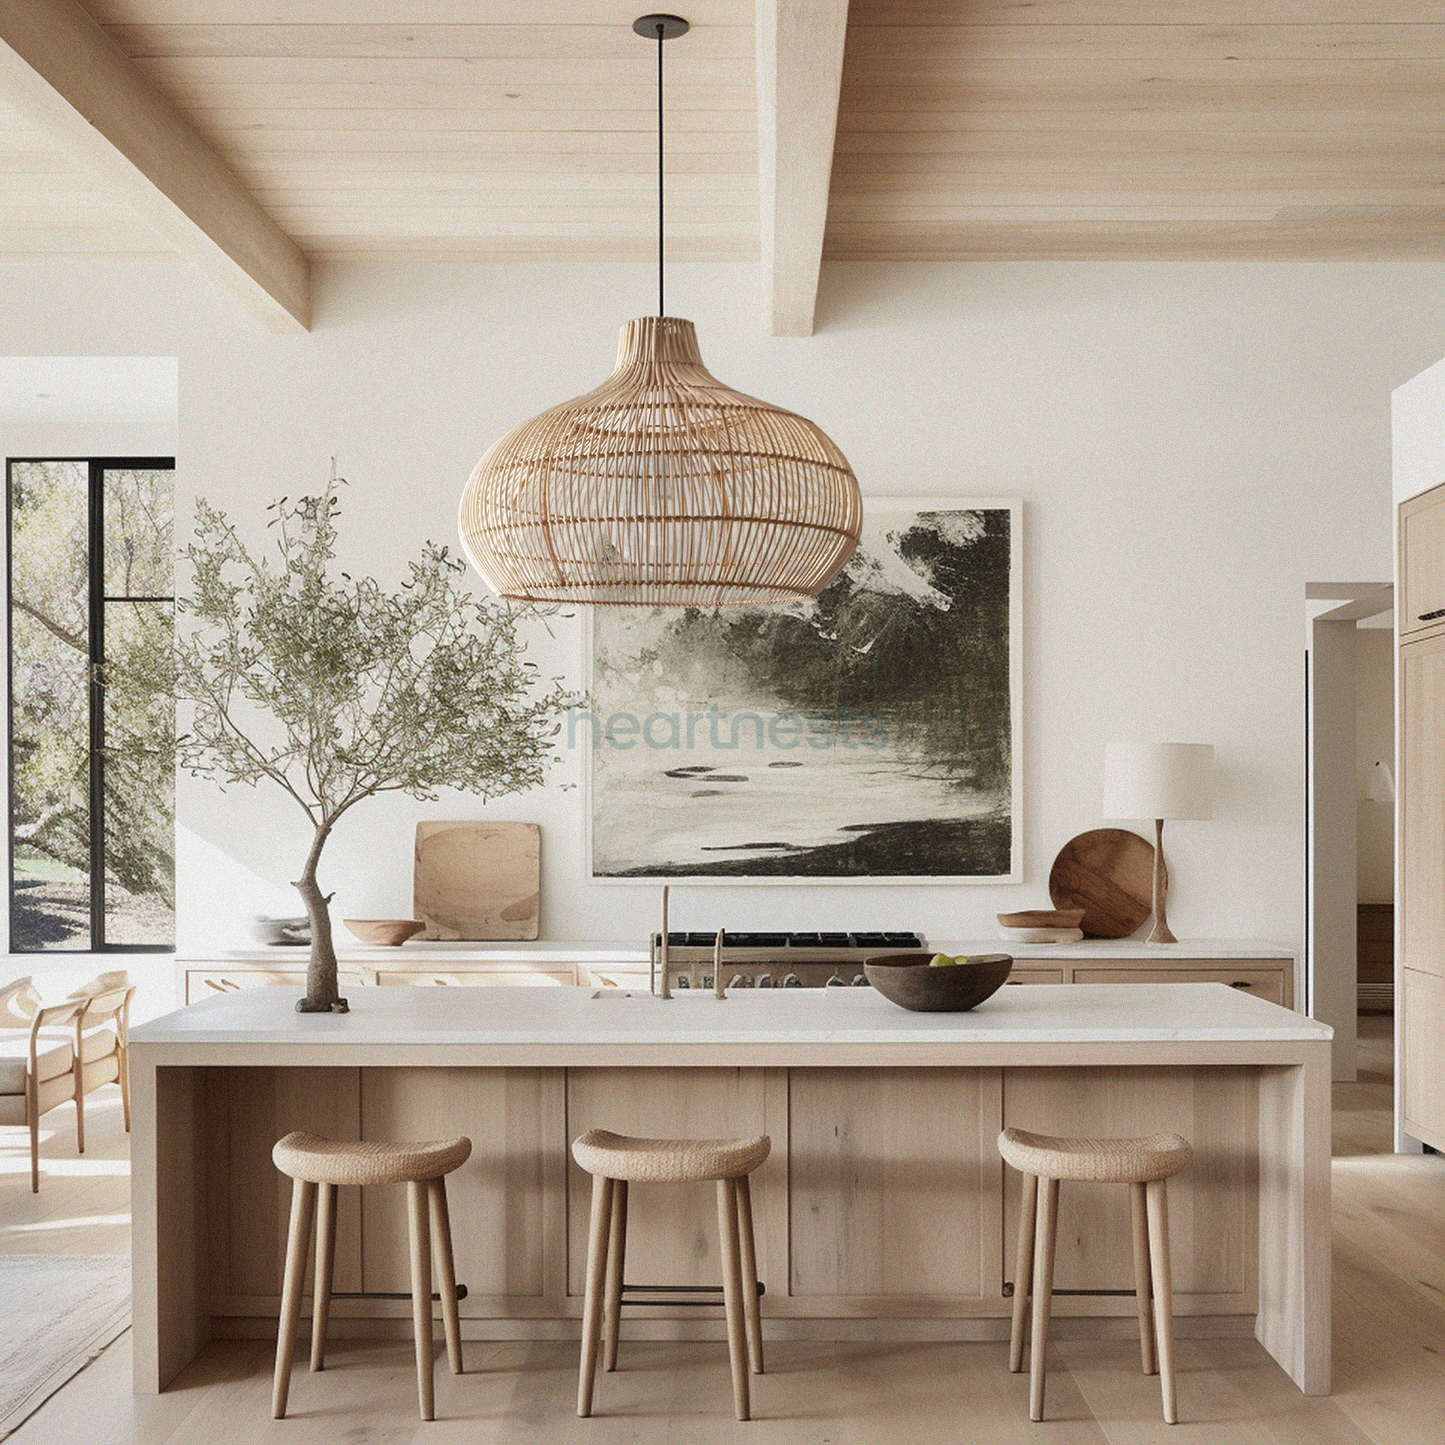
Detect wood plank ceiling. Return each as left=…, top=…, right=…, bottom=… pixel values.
left=4, top=0, right=1445, bottom=327
left=832, top=0, right=1445, bottom=261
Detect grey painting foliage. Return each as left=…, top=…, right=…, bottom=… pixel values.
left=113, top=475, right=566, bottom=1008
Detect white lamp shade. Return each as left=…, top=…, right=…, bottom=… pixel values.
left=1103, top=742, right=1214, bottom=821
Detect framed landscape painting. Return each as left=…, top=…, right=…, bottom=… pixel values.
left=583, top=498, right=1021, bottom=882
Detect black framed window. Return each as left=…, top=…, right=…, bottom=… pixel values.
left=7, top=458, right=175, bottom=952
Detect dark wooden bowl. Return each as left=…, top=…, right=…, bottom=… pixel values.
left=863, top=952, right=1014, bottom=1012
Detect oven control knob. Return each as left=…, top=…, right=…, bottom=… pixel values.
left=757, top=973, right=774, bottom=987
left=781, top=973, right=802, bottom=988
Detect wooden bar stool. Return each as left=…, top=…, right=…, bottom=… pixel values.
left=270, top=1130, right=471, bottom=1421
left=572, top=1128, right=770, bottom=1421
left=998, top=1126, right=1193, bottom=1425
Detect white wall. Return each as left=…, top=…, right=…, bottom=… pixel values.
left=3, top=258, right=1444, bottom=954
left=1393, top=351, right=1445, bottom=505
left=1355, top=624, right=1395, bottom=904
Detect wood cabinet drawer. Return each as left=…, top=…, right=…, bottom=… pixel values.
left=1402, top=970, right=1445, bottom=1151
left=185, top=968, right=307, bottom=1003
left=1004, top=968, right=1065, bottom=985
left=373, top=969, right=574, bottom=988
left=1074, top=967, right=1286, bottom=1007
left=1401, top=483, right=1445, bottom=637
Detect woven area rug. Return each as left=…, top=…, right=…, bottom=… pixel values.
left=0, top=1254, right=130, bottom=1439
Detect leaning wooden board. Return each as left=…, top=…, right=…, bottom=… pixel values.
left=1048, top=827, right=1162, bottom=939
left=415, top=822, right=541, bottom=940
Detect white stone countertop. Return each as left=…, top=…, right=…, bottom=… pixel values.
left=132, top=979, right=1329, bottom=1054
left=177, top=937, right=1292, bottom=965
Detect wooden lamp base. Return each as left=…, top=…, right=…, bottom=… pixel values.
left=1146, top=817, right=1178, bottom=945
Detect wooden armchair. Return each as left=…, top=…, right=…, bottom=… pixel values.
left=0, top=977, right=84, bottom=1192
left=65, top=972, right=136, bottom=1150
left=0, top=971, right=134, bottom=1192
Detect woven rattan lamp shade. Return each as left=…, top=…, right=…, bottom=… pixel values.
left=458, top=316, right=863, bottom=605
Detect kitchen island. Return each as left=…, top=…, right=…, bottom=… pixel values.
left=129, top=982, right=1332, bottom=1396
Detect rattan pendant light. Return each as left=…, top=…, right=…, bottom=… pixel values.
left=458, top=14, right=863, bottom=606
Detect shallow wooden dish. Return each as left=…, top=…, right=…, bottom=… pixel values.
left=343, top=918, right=426, bottom=947
left=997, top=908, right=1085, bottom=929
left=864, top=952, right=1014, bottom=1012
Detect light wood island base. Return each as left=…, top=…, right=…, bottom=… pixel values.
left=128, top=984, right=1332, bottom=1398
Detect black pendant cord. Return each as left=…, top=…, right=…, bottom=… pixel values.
left=635, top=15, right=688, bottom=317
left=656, top=19, right=665, bottom=318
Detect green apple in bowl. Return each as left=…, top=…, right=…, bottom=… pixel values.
left=928, top=952, right=968, bottom=967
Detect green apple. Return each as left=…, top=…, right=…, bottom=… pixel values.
left=928, top=952, right=965, bottom=967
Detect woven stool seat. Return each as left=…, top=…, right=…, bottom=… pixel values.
left=572, top=1128, right=771, bottom=1184
left=273, top=1130, right=471, bottom=1187
left=998, top=1127, right=1192, bottom=1184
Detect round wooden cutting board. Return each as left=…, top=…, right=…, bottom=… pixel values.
left=1048, top=828, right=1164, bottom=939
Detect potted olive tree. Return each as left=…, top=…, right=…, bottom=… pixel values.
left=118, top=476, right=564, bottom=1012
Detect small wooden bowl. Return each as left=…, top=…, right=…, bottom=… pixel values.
left=864, top=952, right=1014, bottom=1012
left=343, top=918, right=426, bottom=947
left=997, top=908, right=1085, bottom=929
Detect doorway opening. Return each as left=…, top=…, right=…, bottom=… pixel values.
left=1305, top=583, right=1394, bottom=1083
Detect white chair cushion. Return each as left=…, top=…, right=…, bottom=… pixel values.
left=0, top=1031, right=76, bottom=1092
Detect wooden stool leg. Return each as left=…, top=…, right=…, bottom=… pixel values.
left=272, top=1178, right=316, bottom=1419
left=1130, top=1181, right=1157, bottom=1376
left=603, top=1179, right=628, bottom=1372
left=716, top=1177, right=751, bottom=1421
left=736, top=1173, right=764, bottom=1375
left=577, top=1173, right=614, bottom=1417
left=429, top=1177, right=465, bottom=1376
left=1028, top=1176, right=1059, bottom=1423
left=1008, top=1170, right=1037, bottom=1374
left=406, top=1179, right=435, bottom=1421
left=1146, top=1178, right=1179, bottom=1424
left=310, top=1183, right=337, bottom=1371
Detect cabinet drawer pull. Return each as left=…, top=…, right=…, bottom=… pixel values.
left=1229, top=980, right=1253, bottom=989
left=1418, top=608, right=1445, bottom=621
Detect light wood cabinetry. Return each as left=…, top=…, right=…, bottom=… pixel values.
left=1008, top=955, right=1293, bottom=1009
left=1397, top=484, right=1445, bottom=1149
left=786, top=1068, right=1001, bottom=1306
left=182, top=957, right=580, bottom=1003
left=1001, top=1067, right=1256, bottom=1307
left=1399, top=481, right=1445, bottom=637
left=196, top=1059, right=1257, bottom=1329
left=1078, top=967, right=1285, bottom=1008
left=183, top=945, right=1293, bottom=1006
left=1401, top=970, right=1445, bottom=1152
left=1397, top=490, right=1445, bottom=1150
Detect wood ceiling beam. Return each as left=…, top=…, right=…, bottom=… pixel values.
left=0, top=0, right=309, bottom=332
left=756, top=0, right=849, bottom=337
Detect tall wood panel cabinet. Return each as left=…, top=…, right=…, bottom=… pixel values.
left=1398, top=483, right=1445, bottom=1151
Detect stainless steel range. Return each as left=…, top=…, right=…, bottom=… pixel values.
left=650, top=928, right=928, bottom=995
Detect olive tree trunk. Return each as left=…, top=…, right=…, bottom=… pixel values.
left=294, top=821, right=347, bottom=1012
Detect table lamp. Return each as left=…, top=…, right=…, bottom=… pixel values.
left=1103, top=742, right=1214, bottom=944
